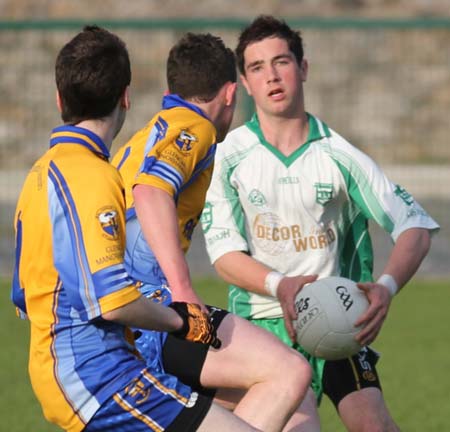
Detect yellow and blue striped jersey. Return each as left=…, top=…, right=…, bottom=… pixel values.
left=112, top=95, right=216, bottom=285
left=113, top=94, right=216, bottom=253
left=11, top=125, right=144, bottom=432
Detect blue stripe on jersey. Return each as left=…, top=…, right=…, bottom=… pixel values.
left=11, top=212, right=27, bottom=316
left=150, top=117, right=169, bottom=148
left=50, top=278, right=99, bottom=425
left=115, top=146, right=131, bottom=171
left=52, top=287, right=145, bottom=423
left=51, top=278, right=144, bottom=423
left=181, top=143, right=216, bottom=192
left=141, top=156, right=183, bottom=190
left=162, top=94, right=210, bottom=121
left=50, top=125, right=110, bottom=159
left=50, top=136, right=100, bottom=155
left=126, top=207, right=136, bottom=221
left=150, top=162, right=183, bottom=191
left=92, top=264, right=135, bottom=294
left=48, top=161, right=100, bottom=320
left=139, top=118, right=169, bottom=174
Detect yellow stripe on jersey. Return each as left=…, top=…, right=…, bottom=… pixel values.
left=142, top=369, right=190, bottom=405
left=113, top=393, right=164, bottom=432
left=98, top=285, right=141, bottom=315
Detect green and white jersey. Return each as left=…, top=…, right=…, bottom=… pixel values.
left=202, top=113, right=439, bottom=320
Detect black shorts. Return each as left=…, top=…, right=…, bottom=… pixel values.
left=162, top=305, right=229, bottom=396
left=166, top=393, right=213, bottom=432
left=322, top=346, right=382, bottom=408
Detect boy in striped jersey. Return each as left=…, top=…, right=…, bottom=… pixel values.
left=203, top=15, right=439, bottom=431
left=11, top=25, right=263, bottom=432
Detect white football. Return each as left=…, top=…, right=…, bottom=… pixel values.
left=293, top=276, right=369, bottom=360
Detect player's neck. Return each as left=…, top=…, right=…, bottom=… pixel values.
left=257, top=111, right=309, bottom=156
left=75, top=119, right=114, bottom=150
left=75, top=106, right=125, bottom=152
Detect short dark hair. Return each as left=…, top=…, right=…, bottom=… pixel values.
left=55, top=25, right=131, bottom=123
left=236, top=15, right=304, bottom=75
left=167, top=32, right=236, bottom=102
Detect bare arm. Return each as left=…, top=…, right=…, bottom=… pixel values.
left=215, top=251, right=270, bottom=295
left=103, top=295, right=182, bottom=332
left=103, top=295, right=221, bottom=347
left=379, top=227, right=431, bottom=289
left=215, top=251, right=317, bottom=340
left=133, top=184, right=205, bottom=307
left=355, top=227, right=431, bottom=345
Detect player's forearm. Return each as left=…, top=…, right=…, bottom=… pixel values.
left=214, top=251, right=273, bottom=295
left=133, top=184, right=197, bottom=299
left=381, top=227, right=431, bottom=290
left=102, top=295, right=183, bottom=332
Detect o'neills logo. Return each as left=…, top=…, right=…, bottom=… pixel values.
left=253, top=213, right=336, bottom=255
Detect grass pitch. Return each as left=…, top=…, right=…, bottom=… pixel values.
left=1, top=277, right=448, bottom=431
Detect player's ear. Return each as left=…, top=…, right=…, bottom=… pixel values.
left=299, top=58, right=308, bottom=82
left=120, top=86, right=131, bottom=110
left=56, top=90, right=63, bottom=113
left=240, top=74, right=252, bottom=96
left=225, top=82, right=237, bottom=107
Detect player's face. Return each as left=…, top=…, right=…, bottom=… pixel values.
left=241, top=37, right=307, bottom=118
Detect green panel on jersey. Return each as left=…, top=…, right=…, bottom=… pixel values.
left=329, top=149, right=395, bottom=234
left=228, top=284, right=252, bottom=317
left=340, top=212, right=374, bottom=282
left=220, top=148, right=255, bottom=240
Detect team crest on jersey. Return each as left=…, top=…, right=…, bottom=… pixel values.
left=201, top=202, right=213, bottom=233
left=97, top=207, right=119, bottom=240
left=394, top=184, right=413, bottom=205
left=314, top=183, right=333, bottom=206
left=248, top=189, right=267, bottom=207
left=175, top=129, right=197, bottom=152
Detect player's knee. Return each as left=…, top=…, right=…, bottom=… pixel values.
left=275, top=351, right=312, bottom=403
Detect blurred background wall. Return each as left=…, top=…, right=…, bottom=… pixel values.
left=0, top=0, right=449, bottom=280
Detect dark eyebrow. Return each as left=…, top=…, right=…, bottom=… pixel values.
left=245, top=59, right=264, bottom=71
left=246, top=53, right=293, bottom=71
left=272, top=53, right=293, bottom=62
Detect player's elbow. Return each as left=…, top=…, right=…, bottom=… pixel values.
left=213, top=255, right=234, bottom=283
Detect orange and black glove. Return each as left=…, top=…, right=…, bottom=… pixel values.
left=168, top=302, right=222, bottom=349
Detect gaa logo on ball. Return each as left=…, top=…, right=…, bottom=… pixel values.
left=293, top=276, right=369, bottom=360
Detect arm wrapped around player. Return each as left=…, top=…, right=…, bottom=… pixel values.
left=168, top=302, right=222, bottom=348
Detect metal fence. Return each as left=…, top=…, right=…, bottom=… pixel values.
left=1, top=18, right=449, bottom=279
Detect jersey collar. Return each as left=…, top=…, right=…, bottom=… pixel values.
left=162, top=94, right=211, bottom=121
left=50, top=125, right=110, bottom=160
left=246, top=113, right=331, bottom=166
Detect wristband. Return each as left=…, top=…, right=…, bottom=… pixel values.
left=377, top=274, right=398, bottom=297
left=264, top=271, right=284, bottom=297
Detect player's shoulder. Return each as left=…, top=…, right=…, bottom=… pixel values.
left=166, top=107, right=215, bottom=140
left=217, top=123, right=259, bottom=156
left=316, top=120, right=372, bottom=165
left=313, top=118, right=385, bottom=181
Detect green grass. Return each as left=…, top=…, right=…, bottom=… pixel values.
left=2, top=277, right=449, bottom=431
